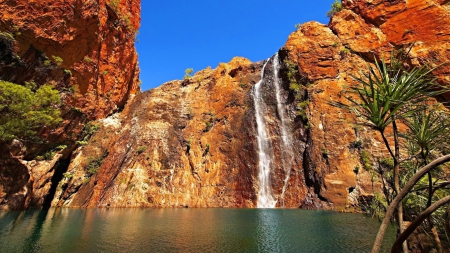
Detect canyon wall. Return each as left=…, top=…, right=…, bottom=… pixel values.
left=2, top=0, right=450, bottom=210
left=52, top=0, right=450, bottom=209
left=0, top=0, right=141, bottom=210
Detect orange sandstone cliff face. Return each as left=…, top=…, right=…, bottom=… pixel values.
left=3, top=0, right=450, bottom=210
left=0, top=0, right=140, bottom=210
left=52, top=0, right=450, bottom=209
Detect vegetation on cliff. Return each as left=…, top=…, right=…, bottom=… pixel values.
left=0, top=80, right=61, bottom=142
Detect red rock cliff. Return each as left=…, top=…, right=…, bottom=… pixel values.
left=0, top=0, right=140, bottom=210
left=52, top=0, right=450, bottom=209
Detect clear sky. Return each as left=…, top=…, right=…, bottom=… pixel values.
left=137, top=1, right=334, bottom=91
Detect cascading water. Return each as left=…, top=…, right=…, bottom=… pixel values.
left=254, top=59, right=277, bottom=208
left=273, top=53, right=294, bottom=206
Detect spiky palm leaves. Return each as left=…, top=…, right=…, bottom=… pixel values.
left=333, top=48, right=450, bottom=253
left=346, top=52, right=442, bottom=134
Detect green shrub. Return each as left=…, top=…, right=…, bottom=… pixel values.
left=360, top=149, right=372, bottom=171
left=84, top=56, right=92, bottom=63
left=43, top=150, right=56, bottom=160
left=0, top=81, right=61, bottom=141
left=327, top=0, right=343, bottom=18
left=184, top=68, right=194, bottom=79
left=52, top=55, right=63, bottom=66
left=379, top=157, right=394, bottom=169
left=340, top=47, right=351, bottom=55
left=56, top=145, right=67, bottom=151
left=63, top=172, right=74, bottom=179
left=86, top=155, right=106, bottom=176
left=64, top=69, right=72, bottom=76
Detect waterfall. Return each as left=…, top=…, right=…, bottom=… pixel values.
left=273, top=53, right=294, bottom=206
left=254, top=59, right=277, bottom=208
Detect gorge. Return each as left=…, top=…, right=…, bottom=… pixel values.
left=2, top=0, right=450, bottom=252
left=0, top=0, right=449, bottom=225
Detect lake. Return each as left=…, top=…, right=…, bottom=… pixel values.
left=0, top=208, right=396, bottom=252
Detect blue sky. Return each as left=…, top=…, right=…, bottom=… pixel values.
left=137, top=1, right=334, bottom=91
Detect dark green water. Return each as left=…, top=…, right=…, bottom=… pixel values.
left=0, top=208, right=396, bottom=253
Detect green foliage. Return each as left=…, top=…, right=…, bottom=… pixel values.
left=0, top=32, right=21, bottom=65
left=82, top=123, right=100, bottom=139
left=64, top=69, right=72, bottom=76
left=327, top=0, right=343, bottom=18
left=0, top=81, right=62, bottom=141
left=379, top=157, right=394, bottom=169
left=76, top=122, right=100, bottom=146
left=402, top=106, right=450, bottom=153
left=361, top=192, right=388, bottom=220
left=0, top=31, right=14, bottom=41
left=84, top=56, right=92, bottom=63
left=295, top=23, right=301, bottom=29
left=137, top=146, right=146, bottom=154
left=43, top=150, right=56, bottom=160
left=360, top=149, right=372, bottom=171
left=63, top=172, right=74, bottom=180
left=86, top=153, right=107, bottom=176
left=101, top=70, right=108, bottom=76
left=343, top=50, right=444, bottom=133
left=184, top=68, right=194, bottom=79
left=76, top=140, right=88, bottom=146
left=24, top=81, right=37, bottom=91
left=297, top=100, right=309, bottom=121
left=52, top=55, right=63, bottom=66
left=56, top=145, right=67, bottom=151
left=110, top=0, right=120, bottom=12
left=340, top=47, right=350, bottom=55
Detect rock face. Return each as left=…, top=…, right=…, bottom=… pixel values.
left=0, top=0, right=140, bottom=210
left=4, top=0, right=450, bottom=210
left=53, top=0, right=450, bottom=209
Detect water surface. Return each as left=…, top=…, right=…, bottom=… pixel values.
left=0, top=208, right=396, bottom=253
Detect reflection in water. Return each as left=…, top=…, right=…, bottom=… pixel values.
left=0, top=208, right=396, bottom=253
left=256, top=209, right=283, bottom=252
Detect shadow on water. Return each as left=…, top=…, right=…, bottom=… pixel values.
left=22, top=209, right=49, bottom=252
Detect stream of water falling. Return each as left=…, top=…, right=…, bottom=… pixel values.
left=273, top=53, right=294, bottom=206
left=254, top=59, right=277, bottom=208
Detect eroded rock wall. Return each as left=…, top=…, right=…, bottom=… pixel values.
left=53, top=0, right=450, bottom=209
left=0, top=0, right=141, bottom=210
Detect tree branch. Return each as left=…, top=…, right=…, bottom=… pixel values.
left=371, top=154, right=450, bottom=253
left=390, top=196, right=450, bottom=253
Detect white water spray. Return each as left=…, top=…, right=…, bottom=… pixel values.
left=273, top=53, right=294, bottom=206
left=254, top=60, right=277, bottom=208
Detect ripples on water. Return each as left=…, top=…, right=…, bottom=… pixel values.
left=0, top=208, right=396, bottom=253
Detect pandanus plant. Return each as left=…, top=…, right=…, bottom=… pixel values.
left=334, top=48, right=450, bottom=253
